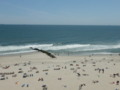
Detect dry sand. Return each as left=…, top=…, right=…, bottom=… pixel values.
left=0, top=52, right=120, bottom=90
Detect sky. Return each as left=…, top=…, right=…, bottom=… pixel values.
left=0, top=0, right=120, bottom=25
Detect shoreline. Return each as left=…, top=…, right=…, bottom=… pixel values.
left=0, top=50, right=120, bottom=57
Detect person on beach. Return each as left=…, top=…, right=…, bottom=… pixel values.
left=99, top=69, right=101, bottom=73
left=38, top=78, right=44, bottom=81
left=116, top=81, right=119, bottom=85
left=21, top=84, right=25, bottom=87
left=79, top=84, right=86, bottom=90
left=27, top=84, right=29, bottom=87
left=42, top=85, right=47, bottom=90
left=77, top=73, right=81, bottom=77
left=102, top=69, right=104, bottom=73
left=15, top=81, right=19, bottom=85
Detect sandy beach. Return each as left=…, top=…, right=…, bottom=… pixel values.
left=0, top=52, right=120, bottom=90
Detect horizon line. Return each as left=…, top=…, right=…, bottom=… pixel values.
left=0, top=24, right=120, bottom=26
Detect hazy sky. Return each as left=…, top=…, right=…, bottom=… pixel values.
left=0, top=0, right=120, bottom=25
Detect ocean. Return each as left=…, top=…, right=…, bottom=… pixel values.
left=0, top=25, right=120, bottom=56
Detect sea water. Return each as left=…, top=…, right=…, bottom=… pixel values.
left=0, top=25, right=120, bottom=55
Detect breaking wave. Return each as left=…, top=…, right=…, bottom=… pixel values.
left=0, top=43, right=120, bottom=55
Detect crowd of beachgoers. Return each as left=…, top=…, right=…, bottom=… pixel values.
left=0, top=52, right=120, bottom=90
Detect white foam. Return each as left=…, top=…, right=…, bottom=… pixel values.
left=0, top=44, right=53, bottom=51
left=75, top=44, right=120, bottom=51
left=92, top=52, right=119, bottom=55
left=0, top=43, right=120, bottom=55
left=43, top=44, right=90, bottom=50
